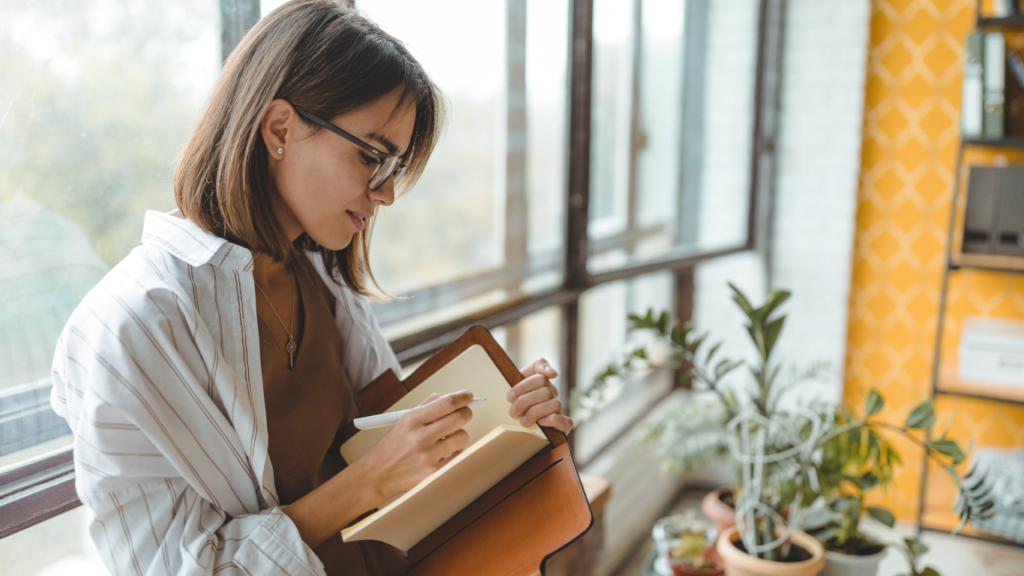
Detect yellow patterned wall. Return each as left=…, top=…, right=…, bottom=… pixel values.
left=844, top=0, right=1024, bottom=524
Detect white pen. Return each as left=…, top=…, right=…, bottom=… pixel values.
left=353, top=398, right=487, bottom=430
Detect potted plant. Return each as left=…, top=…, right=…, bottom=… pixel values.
left=653, top=513, right=725, bottom=576
left=572, top=285, right=995, bottom=576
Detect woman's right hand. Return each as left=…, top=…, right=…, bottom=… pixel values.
left=360, top=390, right=475, bottom=502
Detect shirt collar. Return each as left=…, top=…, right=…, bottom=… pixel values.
left=140, top=209, right=254, bottom=272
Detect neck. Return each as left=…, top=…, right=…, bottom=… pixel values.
left=251, top=252, right=293, bottom=290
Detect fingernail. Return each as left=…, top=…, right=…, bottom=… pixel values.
left=506, top=390, right=515, bottom=401
left=509, top=405, right=517, bottom=417
left=520, top=416, right=528, bottom=425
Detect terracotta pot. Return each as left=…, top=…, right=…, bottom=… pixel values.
left=715, top=525, right=825, bottom=576
left=701, top=488, right=736, bottom=534
left=670, top=547, right=725, bottom=575
left=818, top=548, right=886, bottom=576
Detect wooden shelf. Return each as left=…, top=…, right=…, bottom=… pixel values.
left=936, top=361, right=1024, bottom=405
left=946, top=255, right=1024, bottom=272
left=963, top=138, right=1024, bottom=148
left=978, top=16, right=1024, bottom=28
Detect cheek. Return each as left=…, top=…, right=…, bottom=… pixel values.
left=275, top=149, right=366, bottom=244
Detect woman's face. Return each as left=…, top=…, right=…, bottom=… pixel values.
left=261, top=89, right=417, bottom=250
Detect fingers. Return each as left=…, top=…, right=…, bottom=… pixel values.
left=507, top=373, right=556, bottom=404
left=519, top=357, right=559, bottom=380
left=425, top=405, right=473, bottom=439
left=538, top=413, right=574, bottom=433
left=416, top=393, right=440, bottom=407
left=509, top=381, right=559, bottom=419
left=432, top=428, right=469, bottom=461
left=409, top=390, right=473, bottom=425
left=518, top=398, right=564, bottom=428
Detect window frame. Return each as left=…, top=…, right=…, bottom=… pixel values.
left=0, top=0, right=784, bottom=539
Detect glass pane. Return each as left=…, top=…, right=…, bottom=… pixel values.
left=349, top=1, right=569, bottom=337
left=589, top=0, right=634, bottom=239
left=573, top=271, right=675, bottom=464
left=361, top=0, right=505, bottom=294
left=526, top=0, right=570, bottom=261
left=588, top=0, right=759, bottom=273
left=0, top=0, right=218, bottom=468
left=0, top=507, right=105, bottom=576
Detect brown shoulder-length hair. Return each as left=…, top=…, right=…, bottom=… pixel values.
left=174, top=0, right=445, bottom=301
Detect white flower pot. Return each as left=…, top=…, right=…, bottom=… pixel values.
left=818, top=548, right=886, bottom=576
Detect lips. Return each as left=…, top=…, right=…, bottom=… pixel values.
left=347, top=210, right=368, bottom=231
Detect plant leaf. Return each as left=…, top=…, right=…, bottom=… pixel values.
left=866, top=506, right=895, bottom=528
left=865, top=388, right=884, bottom=416
left=657, top=311, right=671, bottom=336
left=760, top=289, right=792, bottom=319
left=729, top=283, right=754, bottom=315
left=904, top=398, right=936, bottom=430
left=860, top=472, right=881, bottom=492
left=763, top=316, right=786, bottom=359
left=929, top=438, right=966, bottom=465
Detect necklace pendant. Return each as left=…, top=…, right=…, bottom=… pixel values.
left=286, top=335, right=297, bottom=370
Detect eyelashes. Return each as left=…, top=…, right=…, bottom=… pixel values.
left=358, top=152, right=378, bottom=166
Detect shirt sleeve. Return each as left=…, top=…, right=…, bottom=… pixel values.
left=50, top=276, right=327, bottom=576
left=80, top=477, right=324, bottom=576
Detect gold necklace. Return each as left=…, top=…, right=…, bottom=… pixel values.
left=254, top=270, right=298, bottom=370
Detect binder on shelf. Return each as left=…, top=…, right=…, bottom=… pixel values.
left=984, top=32, right=1006, bottom=140
left=963, top=31, right=984, bottom=139
left=336, top=325, right=593, bottom=576
left=956, top=165, right=1024, bottom=270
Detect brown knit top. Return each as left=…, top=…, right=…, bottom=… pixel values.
left=259, top=255, right=406, bottom=576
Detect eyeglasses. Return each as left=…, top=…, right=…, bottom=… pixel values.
left=292, top=105, right=408, bottom=191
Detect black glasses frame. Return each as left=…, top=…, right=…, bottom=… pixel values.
left=292, top=105, right=407, bottom=191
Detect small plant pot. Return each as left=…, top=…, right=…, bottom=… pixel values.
left=818, top=548, right=886, bottom=576
left=669, top=547, right=725, bottom=575
left=702, top=488, right=736, bottom=534
left=715, top=525, right=825, bottom=576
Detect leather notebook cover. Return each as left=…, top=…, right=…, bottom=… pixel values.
left=336, top=325, right=593, bottom=575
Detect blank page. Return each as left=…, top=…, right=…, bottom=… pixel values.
left=341, top=425, right=550, bottom=550
left=340, top=344, right=546, bottom=465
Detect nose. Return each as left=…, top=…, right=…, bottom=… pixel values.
left=369, top=177, right=396, bottom=207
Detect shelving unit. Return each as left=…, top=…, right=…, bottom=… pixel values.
left=915, top=12, right=1024, bottom=547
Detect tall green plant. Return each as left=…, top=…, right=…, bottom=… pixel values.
left=572, top=284, right=995, bottom=563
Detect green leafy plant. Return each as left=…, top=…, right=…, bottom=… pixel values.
left=571, top=284, right=996, bottom=567
left=894, top=538, right=940, bottom=576
left=669, top=532, right=712, bottom=569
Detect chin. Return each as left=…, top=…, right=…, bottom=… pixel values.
left=307, top=230, right=355, bottom=252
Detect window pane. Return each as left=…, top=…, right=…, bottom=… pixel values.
left=589, top=0, right=634, bottom=239
left=362, top=0, right=505, bottom=293
left=573, top=271, right=675, bottom=464
left=0, top=507, right=105, bottom=576
left=351, top=1, right=570, bottom=337
left=588, top=0, right=759, bottom=272
left=0, top=0, right=218, bottom=467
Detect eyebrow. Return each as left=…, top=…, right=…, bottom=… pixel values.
left=365, top=132, right=402, bottom=156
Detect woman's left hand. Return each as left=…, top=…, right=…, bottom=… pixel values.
left=507, top=358, right=574, bottom=433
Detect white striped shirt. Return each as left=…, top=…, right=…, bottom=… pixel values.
left=50, top=209, right=402, bottom=576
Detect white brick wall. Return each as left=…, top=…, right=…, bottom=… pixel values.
left=770, top=0, right=870, bottom=406
left=696, top=0, right=870, bottom=408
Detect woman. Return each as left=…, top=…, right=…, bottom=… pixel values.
left=49, top=2, right=572, bottom=575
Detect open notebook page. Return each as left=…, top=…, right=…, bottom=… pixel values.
left=340, top=343, right=546, bottom=466
left=340, top=425, right=549, bottom=550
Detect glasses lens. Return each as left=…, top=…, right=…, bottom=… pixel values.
left=369, top=155, right=402, bottom=190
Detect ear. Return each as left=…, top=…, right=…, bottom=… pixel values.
left=261, top=99, right=298, bottom=159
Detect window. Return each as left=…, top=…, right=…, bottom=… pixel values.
left=0, top=0, right=779, bottom=546
left=0, top=0, right=219, bottom=473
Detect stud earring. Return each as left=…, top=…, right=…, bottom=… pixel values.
left=277, top=147, right=284, bottom=155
